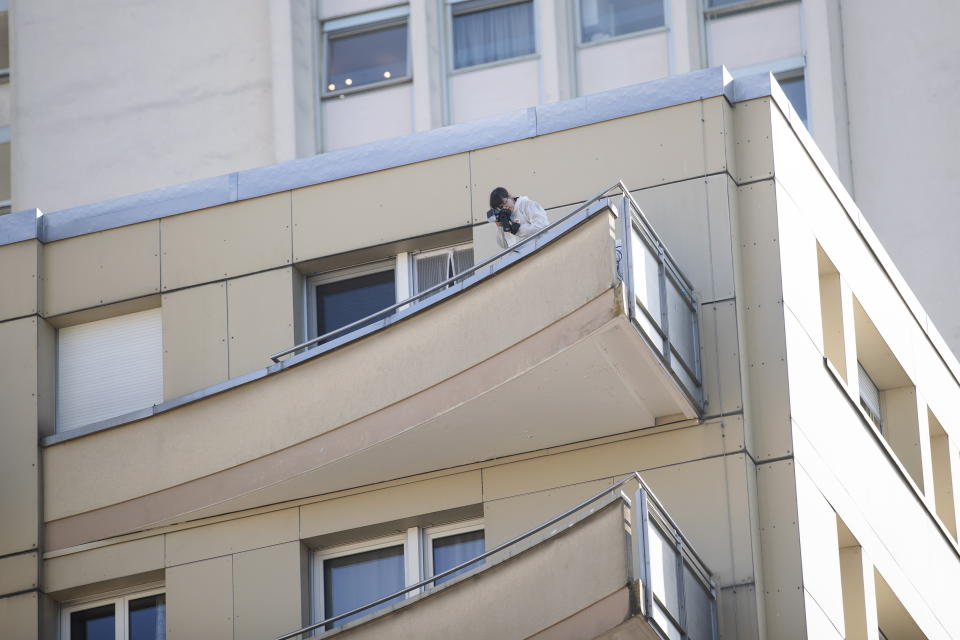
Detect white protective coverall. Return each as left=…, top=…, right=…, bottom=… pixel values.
left=493, top=196, right=550, bottom=249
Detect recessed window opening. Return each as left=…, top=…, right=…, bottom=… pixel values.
left=928, top=410, right=958, bottom=540
left=307, top=260, right=397, bottom=341
left=412, top=243, right=474, bottom=296
left=451, top=0, right=535, bottom=69
left=858, top=361, right=883, bottom=431
left=312, top=520, right=484, bottom=630
left=61, top=589, right=165, bottom=640
left=323, top=6, right=410, bottom=94
left=578, top=0, right=665, bottom=43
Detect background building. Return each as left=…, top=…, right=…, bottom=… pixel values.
left=5, top=0, right=960, bottom=355
left=1, top=67, right=960, bottom=639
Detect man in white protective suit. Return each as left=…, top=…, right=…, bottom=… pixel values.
left=487, top=186, right=550, bottom=249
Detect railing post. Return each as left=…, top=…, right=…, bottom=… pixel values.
left=620, top=194, right=636, bottom=324
left=675, top=535, right=688, bottom=638
left=635, top=488, right=654, bottom=621
left=657, top=245, right=670, bottom=364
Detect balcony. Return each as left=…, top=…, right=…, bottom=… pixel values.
left=43, top=182, right=704, bottom=549
left=279, top=474, right=718, bottom=640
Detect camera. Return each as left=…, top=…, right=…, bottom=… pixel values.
left=487, top=208, right=520, bottom=234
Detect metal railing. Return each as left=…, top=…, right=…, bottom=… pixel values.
left=276, top=471, right=718, bottom=640
left=270, top=181, right=701, bottom=408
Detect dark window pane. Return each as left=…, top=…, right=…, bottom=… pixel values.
left=579, top=0, right=664, bottom=42
left=432, top=530, right=485, bottom=585
left=705, top=0, right=746, bottom=7
left=327, top=23, right=407, bottom=92
left=777, top=75, right=807, bottom=124
left=315, top=270, right=395, bottom=338
left=129, top=594, right=166, bottom=640
left=453, top=1, right=535, bottom=69
left=323, top=546, right=405, bottom=627
left=71, top=604, right=116, bottom=640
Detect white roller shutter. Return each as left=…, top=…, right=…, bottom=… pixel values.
left=57, top=308, right=163, bottom=432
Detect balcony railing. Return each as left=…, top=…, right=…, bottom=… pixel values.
left=270, top=180, right=702, bottom=412
left=277, top=471, right=718, bottom=640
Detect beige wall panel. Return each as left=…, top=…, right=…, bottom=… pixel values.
left=641, top=454, right=755, bottom=586
left=482, top=479, right=610, bottom=549
left=633, top=174, right=734, bottom=302
left=482, top=420, right=730, bottom=500
left=44, top=537, right=163, bottom=594
left=795, top=467, right=844, bottom=632
left=322, top=84, right=413, bottom=151
left=0, top=240, right=38, bottom=320
left=44, top=214, right=617, bottom=519
left=161, top=282, right=229, bottom=399
left=707, top=2, right=802, bottom=70
left=291, top=154, right=471, bottom=261
left=0, top=592, right=37, bottom=639
left=717, top=582, right=761, bottom=640
left=0, top=552, right=38, bottom=595
left=226, top=267, right=295, bottom=377
left=300, top=471, right=481, bottom=539
left=737, top=180, right=792, bottom=458
left=165, top=508, right=298, bottom=567
left=160, top=192, right=292, bottom=291
left=755, top=458, right=806, bottom=639
left=37, top=319, right=56, bottom=436
left=732, top=98, right=774, bottom=184
left=167, top=556, right=233, bottom=640
left=700, top=300, right=744, bottom=417
left=232, top=542, right=304, bottom=640
left=0, top=317, right=39, bottom=556
left=42, top=221, right=160, bottom=317
left=470, top=99, right=728, bottom=223
left=577, top=32, right=669, bottom=96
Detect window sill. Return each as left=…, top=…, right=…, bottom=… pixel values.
left=321, top=76, right=413, bottom=100
left=703, top=0, right=798, bottom=19
left=576, top=25, right=668, bottom=50
left=449, top=53, right=540, bottom=77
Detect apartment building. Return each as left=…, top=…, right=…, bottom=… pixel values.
left=1, top=66, right=958, bottom=639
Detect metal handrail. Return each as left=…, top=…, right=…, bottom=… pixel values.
left=270, top=180, right=629, bottom=362
left=276, top=471, right=715, bottom=640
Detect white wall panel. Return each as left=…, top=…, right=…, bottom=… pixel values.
left=322, top=83, right=413, bottom=151
left=577, top=31, right=669, bottom=96
left=56, top=308, right=163, bottom=431
left=449, top=58, right=539, bottom=124
left=707, top=2, right=802, bottom=70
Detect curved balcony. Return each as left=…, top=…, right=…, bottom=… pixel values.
left=42, top=183, right=703, bottom=550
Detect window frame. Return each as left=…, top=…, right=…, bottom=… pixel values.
left=857, top=361, right=884, bottom=432
left=446, top=0, right=540, bottom=74
left=423, top=518, right=485, bottom=583
left=702, top=0, right=797, bottom=19
left=574, top=0, right=669, bottom=48
left=60, top=585, right=165, bottom=640
left=311, top=533, right=410, bottom=628
left=320, top=5, right=412, bottom=98
left=305, top=259, right=401, bottom=341
left=310, top=520, right=485, bottom=629
left=409, top=241, right=474, bottom=295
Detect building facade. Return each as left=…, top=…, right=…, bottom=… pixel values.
left=1, top=67, right=958, bottom=639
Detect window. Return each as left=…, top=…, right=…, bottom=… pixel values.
left=412, top=243, right=474, bottom=296
left=323, top=6, right=410, bottom=94
left=451, top=0, right=535, bottom=70
left=858, top=362, right=882, bottom=431
left=313, top=521, right=484, bottom=629
left=61, top=590, right=165, bottom=640
left=775, top=71, right=807, bottom=125
left=57, top=308, right=164, bottom=432
left=307, top=262, right=397, bottom=340
left=704, top=0, right=750, bottom=7
left=578, top=0, right=665, bottom=43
